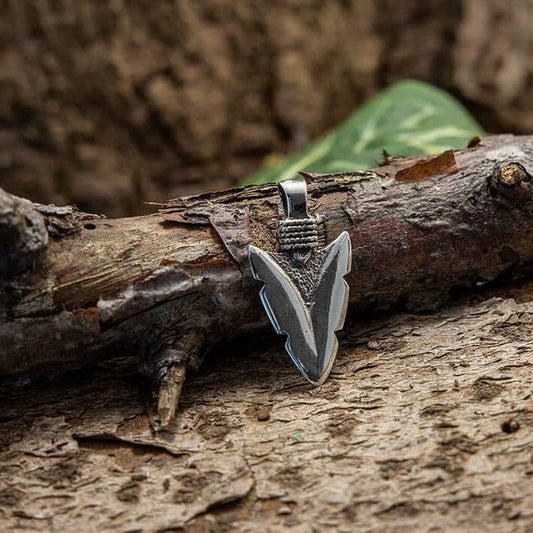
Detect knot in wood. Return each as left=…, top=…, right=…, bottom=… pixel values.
left=489, top=162, right=533, bottom=210
left=498, top=163, right=530, bottom=189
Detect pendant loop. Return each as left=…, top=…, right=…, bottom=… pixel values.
left=278, top=179, right=309, bottom=219
left=277, top=180, right=319, bottom=256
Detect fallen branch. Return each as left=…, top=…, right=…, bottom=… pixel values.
left=1, top=134, right=533, bottom=424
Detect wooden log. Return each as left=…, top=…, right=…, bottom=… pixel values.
left=1, top=134, right=533, bottom=421
left=0, top=295, right=531, bottom=531
left=1, top=137, right=533, bottom=531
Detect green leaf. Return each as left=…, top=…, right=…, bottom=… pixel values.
left=241, top=80, right=484, bottom=185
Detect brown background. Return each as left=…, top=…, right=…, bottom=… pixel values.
left=1, top=0, right=532, bottom=216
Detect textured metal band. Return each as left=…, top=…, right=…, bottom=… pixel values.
left=278, top=218, right=320, bottom=251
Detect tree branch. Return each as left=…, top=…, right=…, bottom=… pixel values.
left=1, top=135, right=533, bottom=421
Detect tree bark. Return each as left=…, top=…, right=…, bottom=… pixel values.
left=1, top=134, right=533, bottom=531
left=0, top=294, right=531, bottom=531
left=1, top=134, right=533, bottom=379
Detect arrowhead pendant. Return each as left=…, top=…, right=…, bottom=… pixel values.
left=249, top=179, right=352, bottom=385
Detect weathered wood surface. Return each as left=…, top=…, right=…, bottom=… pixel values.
left=0, top=294, right=531, bottom=531
left=1, top=134, right=533, bottom=531
left=1, top=135, right=533, bottom=383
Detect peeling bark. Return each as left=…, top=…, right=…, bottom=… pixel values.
left=1, top=135, right=533, bottom=381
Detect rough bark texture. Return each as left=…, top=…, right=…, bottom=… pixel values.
left=1, top=0, right=533, bottom=215
left=1, top=134, right=533, bottom=380
left=1, top=135, right=533, bottom=531
left=1, top=294, right=532, bottom=531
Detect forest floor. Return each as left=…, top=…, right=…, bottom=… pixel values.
left=1, top=279, right=532, bottom=532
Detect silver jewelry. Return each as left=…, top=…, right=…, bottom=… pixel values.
left=249, top=179, right=351, bottom=385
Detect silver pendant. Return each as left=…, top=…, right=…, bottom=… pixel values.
left=249, top=179, right=351, bottom=385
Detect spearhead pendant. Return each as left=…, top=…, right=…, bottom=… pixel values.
left=249, top=179, right=352, bottom=385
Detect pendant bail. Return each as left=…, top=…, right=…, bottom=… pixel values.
left=277, top=180, right=320, bottom=257
left=278, top=179, right=310, bottom=219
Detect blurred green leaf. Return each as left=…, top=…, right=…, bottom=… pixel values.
left=241, top=80, right=484, bottom=185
